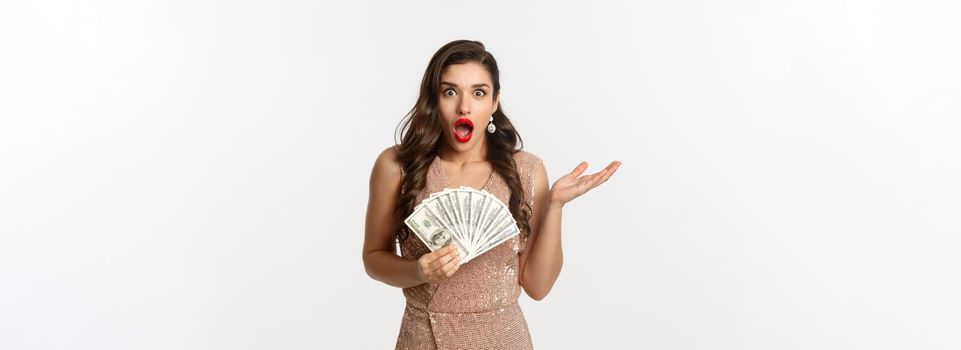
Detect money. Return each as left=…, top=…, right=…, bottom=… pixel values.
left=404, top=187, right=520, bottom=264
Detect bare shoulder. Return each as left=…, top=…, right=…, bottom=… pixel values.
left=365, top=146, right=403, bottom=256
left=371, top=145, right=402, bottom=186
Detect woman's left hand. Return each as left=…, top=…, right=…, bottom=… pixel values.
left=549, top=160, right=622, bottom=208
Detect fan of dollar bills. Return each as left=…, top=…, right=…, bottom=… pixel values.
left=404, top=186, right=520, bottom=264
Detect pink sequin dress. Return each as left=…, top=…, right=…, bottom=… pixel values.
left=394, top=150, right=542, bottom=350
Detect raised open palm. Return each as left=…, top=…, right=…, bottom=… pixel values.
left=550, top=160, right=622, bottom=207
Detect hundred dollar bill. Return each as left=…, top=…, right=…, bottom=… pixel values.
left=404, top=205, right=469, bottom=260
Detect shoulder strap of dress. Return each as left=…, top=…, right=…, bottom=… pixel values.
left=514, top=151, right=543, bottom=210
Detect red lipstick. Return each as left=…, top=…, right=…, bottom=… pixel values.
left=453, top=117, right=474, bottom=143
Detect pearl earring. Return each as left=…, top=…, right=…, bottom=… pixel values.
left=487, top=115, right=496, bottom=133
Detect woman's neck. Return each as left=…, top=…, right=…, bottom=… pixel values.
left=438, top=139, right=488, bottom=166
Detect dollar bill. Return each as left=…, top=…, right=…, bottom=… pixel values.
left=404, top=187, right=520, bottom=264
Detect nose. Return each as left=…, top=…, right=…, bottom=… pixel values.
left=457, top=96, right=471, bottom=116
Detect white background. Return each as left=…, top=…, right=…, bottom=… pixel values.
left=2, top=0, right=959, bottom=349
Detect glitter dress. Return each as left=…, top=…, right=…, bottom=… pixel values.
left=394, top=149, right=542, bottom=350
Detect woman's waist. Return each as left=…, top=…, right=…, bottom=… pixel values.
left=404, top=298, right=521, bottom=317
left=403, top=282, right=521, bottom=312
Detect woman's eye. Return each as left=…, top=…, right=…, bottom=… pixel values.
left=474, top=90, right=486, bottom=97
left=443, top=89, right=456, bottom=96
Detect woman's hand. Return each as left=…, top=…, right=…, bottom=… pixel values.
left=549, top=160, right=622, bottom=208
left=415, top=244, right=462, bottom=284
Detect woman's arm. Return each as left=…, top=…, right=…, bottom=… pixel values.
left=362, top=147, right=424, bottom=288
left=362, top=147, right=463, bottom=288
left=518, top=162, right=560, bottom=300
left=519, top=160, right=621, bottom=300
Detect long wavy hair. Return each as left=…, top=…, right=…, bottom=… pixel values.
left=393, top=39, right=531, bottom=243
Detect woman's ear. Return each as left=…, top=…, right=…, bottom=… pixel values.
left=492, top=91, right=500, bottom=111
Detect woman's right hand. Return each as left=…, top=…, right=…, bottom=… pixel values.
left=415, top=244, right=461, bottom=284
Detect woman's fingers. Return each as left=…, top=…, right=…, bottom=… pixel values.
left=566, top=161, right=589, bottom=180
left=439, top=252, right=461, bottom=277
left=427, top=245, right=458, bottom=270
left=419, top=244, right=461, bottom=283
left=573, top=161, right=620, bottom=193
left=418, top=245, right=449, bottom=268
left=590, top=161, right=621, bottom=189
left=415, top=245, right=463, bottom=284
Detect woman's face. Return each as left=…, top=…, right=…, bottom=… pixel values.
left=436, top=62, right=499, bottom=153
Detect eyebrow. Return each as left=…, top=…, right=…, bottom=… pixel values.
left=440, top=81, right=491, bottom=89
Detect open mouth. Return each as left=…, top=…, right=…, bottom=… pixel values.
left=453, top=117, right=473, bottom=143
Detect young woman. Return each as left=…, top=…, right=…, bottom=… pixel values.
left=363, top=40, right=621, bottom=349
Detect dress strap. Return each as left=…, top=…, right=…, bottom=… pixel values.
left=514, top=151, right=542, bottom=211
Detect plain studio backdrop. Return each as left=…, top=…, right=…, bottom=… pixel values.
left=1, top=0, right=959, bottom=349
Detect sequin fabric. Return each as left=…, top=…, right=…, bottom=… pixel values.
left=395, top=150, right=542, bottom=350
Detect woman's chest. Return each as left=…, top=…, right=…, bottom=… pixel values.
left=435, top=157, right=495, bottom=192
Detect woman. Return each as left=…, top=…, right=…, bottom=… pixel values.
left=363, top=39, right=621, bottom=349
